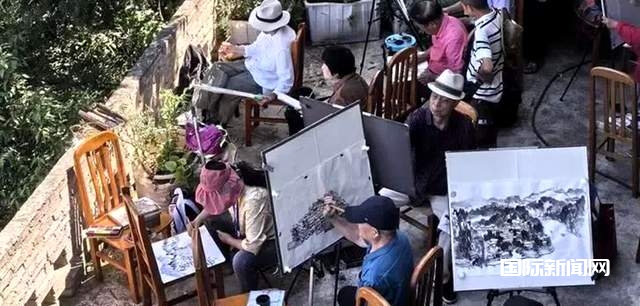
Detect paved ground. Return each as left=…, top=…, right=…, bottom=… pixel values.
left=63, top=40, right=640, bottom=306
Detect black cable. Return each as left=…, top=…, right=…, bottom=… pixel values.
left=530, top=60, right=632, bottom=189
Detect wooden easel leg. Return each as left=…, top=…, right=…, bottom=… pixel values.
left=244, top=101, right=253, bottom=146
left=635, top=237, right=640, bottom=264
left=124, top=249, right=140, bottom=303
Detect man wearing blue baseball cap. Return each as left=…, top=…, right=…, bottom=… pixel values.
left=323, top=195, right=414, bottom=306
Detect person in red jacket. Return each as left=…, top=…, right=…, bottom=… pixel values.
left=603, top=17, right=640, bottom=82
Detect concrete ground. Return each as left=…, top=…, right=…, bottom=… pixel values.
left=62, top=40, right=640, bottom=306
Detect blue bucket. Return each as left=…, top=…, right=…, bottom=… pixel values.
left=384, top=33, right=417, bottom=55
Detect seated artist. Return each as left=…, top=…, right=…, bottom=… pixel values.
left=409, top=1, right=467, bottom=101
left=285, top=45, right=368, bottom=135
left=405, top=69, right=476, bottom=304
left=323, top=195, right=414, bottom=306
left=195, top=0, right=295, bottom=126
left=188, top=161, right=277, bottom=293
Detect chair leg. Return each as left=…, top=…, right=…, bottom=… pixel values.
left=89, top=239, right=103, bottom=282
left=244, top=101, right=253, bottom=147
left=124, top=249, right=140, bottom=303
left=214, top=266, right=226, bottom=298
left=252, top=104, right=261, bottom=128
left=636, top=237, right=640, bottom=263
left=142, top=280, right=152, bottom=306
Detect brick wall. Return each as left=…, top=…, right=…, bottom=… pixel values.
left=0, top=0, right=214, bottom=304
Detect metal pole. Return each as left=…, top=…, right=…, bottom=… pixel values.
left=332, top=241, right=342, bottom=306
left=308, top=263, right=315, bottom=306
left=359, top=0, right=378, bottom=75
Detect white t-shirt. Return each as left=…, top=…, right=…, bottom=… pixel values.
left=244, top=26, right=296, bottom=94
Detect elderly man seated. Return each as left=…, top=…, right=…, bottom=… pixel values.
left=406, top=69, right=476, bottom=304
left=195, top=0, right=295, bottom=126
left=409, top=1, right=467, bottom=101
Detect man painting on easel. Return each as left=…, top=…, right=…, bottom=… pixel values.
left=322, top=196, right=414, bottom=306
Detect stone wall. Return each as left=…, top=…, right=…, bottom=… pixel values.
left=0, top=0, right=214, bottom=304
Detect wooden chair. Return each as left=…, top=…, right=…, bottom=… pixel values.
left=123, top=189, right=225, bottom=306
left=244, top=23, right=306, bottom=146
left=588, top=67, right=639, bottom=197
left=410, top=246, right=443, bottom=306
left=356, top=287, right=391, bottom=306
left=366, top=69, right=384, bottom=116
left=455, top=101, right=478, bottom=125
left=73, top=131, right=139, bottom=302
left=384, top=46, right=418, bottom=122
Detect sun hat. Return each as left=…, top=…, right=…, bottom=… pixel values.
left=195, top=161, right=244, bottom=215
left=427, top=69, right=465, bottom=100
left=248, top=0, right=291, bottom=33
left=344, top=196, right=400, bottom=231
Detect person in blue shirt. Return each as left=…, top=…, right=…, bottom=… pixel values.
left=323, top=195, right=414, bottom=306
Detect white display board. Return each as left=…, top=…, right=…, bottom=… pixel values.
left=445, top=147, right=595, bottom=291
left=263, top=103, right=375, bottom=272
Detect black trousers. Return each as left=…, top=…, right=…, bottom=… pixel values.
left=337, top=286, right=358, bottom=306
left=471, top=99, right=498, bottom=149
left=523, top=0, right=548, bottom=63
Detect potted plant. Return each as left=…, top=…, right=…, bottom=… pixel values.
left=305, top=0, right=380, bottom=45
left=126, top=90, right=198, bottom=205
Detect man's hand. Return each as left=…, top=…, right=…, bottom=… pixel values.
left=322, top=195, right=340, bottom=218
left=418, top=70, right=436, bottom=86
left=260, top=93, right=277, bottom=104
left=219, top=42, right=244, bottom=60
left=602, top=17, right=619, bottom=30
left=217, top=230, right=233, bottom=245
left=478, top=58, right=494, bottom=83
left=186, top=221, right=197, bottom=237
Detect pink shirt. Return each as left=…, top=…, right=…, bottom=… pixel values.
left=429, top=15, right=468, bottom=75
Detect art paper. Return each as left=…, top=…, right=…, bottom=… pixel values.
left=152, top=226, right=225, bottom=284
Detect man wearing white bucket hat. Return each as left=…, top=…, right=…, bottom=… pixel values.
left=404, top=69, right=476, bottom=304
left=195, top=0, right=295, bottom=126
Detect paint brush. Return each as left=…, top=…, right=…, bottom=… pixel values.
left=327, top=204, right=345, bottom=213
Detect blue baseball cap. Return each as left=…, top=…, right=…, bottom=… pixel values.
left=344, top=196, right=400, bottom=230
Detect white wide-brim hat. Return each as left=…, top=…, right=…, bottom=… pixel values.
left=249, top=0, right=291, bottom=32
left=427, top=69, right=465, bottom=101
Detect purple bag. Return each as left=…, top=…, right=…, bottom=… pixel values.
left=185, top=123, right=226, bottom=155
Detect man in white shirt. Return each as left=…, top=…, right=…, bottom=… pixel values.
left=462, top=0, right=503, bottom=148
left=196, top=0, right=295, bottom=126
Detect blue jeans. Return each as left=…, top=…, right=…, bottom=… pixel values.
left=232, top=239, right=277, bottom=292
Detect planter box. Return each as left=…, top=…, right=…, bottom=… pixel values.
left=305, top=0, right=380, bottom=45
left=229, top=20, right=260, bottom=45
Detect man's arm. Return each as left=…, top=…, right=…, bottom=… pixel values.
left=445, top=35, right=467, bottom=73
left=443, top=1, right=463, bottom=15
left=327, top=215, right=367, bottom=247
left=273, top=48, right=294, bottom=94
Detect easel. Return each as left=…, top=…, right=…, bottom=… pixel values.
left=486, top=287, right=560, bottom=306
left=359, top=0, right=425, bottom=74
left=284, top=241, right=343, bottom=306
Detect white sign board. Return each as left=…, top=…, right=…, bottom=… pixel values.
left=263, top=103, right=375, bottom=272
left=446, top=147, right=595, bottom=291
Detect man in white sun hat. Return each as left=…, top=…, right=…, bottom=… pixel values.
left=404, top=69, right=477, bottom=304
left=196, top=0, right=295, bottom=126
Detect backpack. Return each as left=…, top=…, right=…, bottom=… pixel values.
left=170, top=188, right=202, bottom=234
left=497, top=8, right=524, bottom=127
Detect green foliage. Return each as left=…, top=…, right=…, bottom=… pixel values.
left=215, top=0, right=305, bottom=40
left=0, top=0, right=182, bottom=228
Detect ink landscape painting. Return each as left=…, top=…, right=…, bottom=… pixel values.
left=448, top=178, right=594, bottom=290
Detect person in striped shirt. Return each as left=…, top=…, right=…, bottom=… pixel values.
left=462, top=0, right=503, bottom=148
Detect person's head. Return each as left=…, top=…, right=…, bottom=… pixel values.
left=426, top=69, right=465, bottom=120
left=249, top=0, right=290, bottom=33
left=232, top=161, right=268, bottom=188
left=460, top=0, right=490, bottom=17
left=321, top=45, right=357, bottom=80
left=409, top=1, right=444, bottom=35
left=344, top=196, right=399, bottom=245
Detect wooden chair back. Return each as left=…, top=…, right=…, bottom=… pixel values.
left=192, top=226, right=213, bottom=306
left=367, top=69, right=384, bottom=116
left=455, top=101, right=478, bottom=125
left=588, top=66, right=639, bottom=196
left=356, top=287, right=391, bottom=306
left=410, top=246, right=443, bottom=306
left=73, top=131, right=127, bottom=225
left=291, top=23, right=306, bottom=91
left=122, top=188, right=167, bottom=302
left=384, top=46, right=418, bottom=122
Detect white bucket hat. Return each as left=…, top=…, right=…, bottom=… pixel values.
left=249, top=0, right=291, bottom=32
left=427, top=69, right=465, bottom=101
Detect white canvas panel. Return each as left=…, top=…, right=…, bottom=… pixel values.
left=263, top=104, right=374, bottom=271
left=445, top=147, right=594, bottom=291
left=152, top=226, right=225, bottom=284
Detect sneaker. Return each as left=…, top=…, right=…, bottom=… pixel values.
left=443, top=281, right=458, bottom=304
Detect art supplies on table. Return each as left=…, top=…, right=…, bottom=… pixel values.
left=84, top=226, right=124, bottom=238
left=107, top=197, right=161, bottom=228
left=247, top=289, right=285, bottom=306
